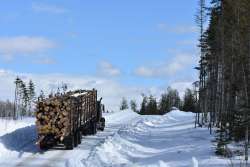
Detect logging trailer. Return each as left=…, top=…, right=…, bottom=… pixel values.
left=35, top=89, right=105, bottom=150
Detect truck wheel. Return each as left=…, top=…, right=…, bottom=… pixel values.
left=81, top=128, right=87, bottom=136
left=92, top=122, right=97, bottom=135
left=78, top=131, right=82, bottom=144
left=94, top=122, right=97, bottom=134
left=39, top=142, right=49, bottom=150
left=89, top=121, right=95, bottom=135
left=65, top=135, right=74, bottom=150
left=100, top=118, right=105, bottom=131
left=74, top=132, right=78, bottom=147
left=80, top=130, right=83, bottom=140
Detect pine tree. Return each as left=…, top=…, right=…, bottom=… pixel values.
left=159, top=93, right=170, bottom=114
left=196, top=0, right=207, bottom=127
left=183, top=88, right=196, bottom=112
left=158, top=87, right=181, bottom=114
left=140, top=95, right=148, bottom=115
left=38, top=90, right=45, bottom=101
left=62, top=83, right=68, bottom=94
left=14, top=78, right=36, bottom=118
left=14, top=77, right=21, bottom=120
left=146, top=95, right=158, bottom=115
left=120, top=97, right=129, bottom=110
left=196, top=0, right=250, bottom=156
left=28, top=80, right=35, bottom=116
left=130, top=100, right=138, bottom=113
left=20, top=82, right=28, bottom=118
left=14, top=77, right=24, bottom=120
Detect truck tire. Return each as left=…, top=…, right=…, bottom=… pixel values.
left=90, top=121, right=97, bottom=135
left=39, top=142, right=49, bottom=150
left=80, top=130, right=83, bottom=140
left=100, top=117, right=105, bottom=131
left=94, top=121, right=97, bottom=134
left=82, top=126, right=90, bottom=135
left=81, top=128, right=87, bottom=136
left=65, top=135, right=74, bottom=150
left=74, top=132, right=78, bottom=147
left=78, top=131, right=82, bottom=144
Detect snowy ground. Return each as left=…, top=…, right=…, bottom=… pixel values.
left=0, top=110, right=242, bottom=167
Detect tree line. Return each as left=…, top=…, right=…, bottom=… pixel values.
left=14, top=77, right=36, bottom=119
left=196, top=0, right=250, bottom=157
left=0, top=77, right=36, bottom=119
left=120, top=87, right=198, bottom=115
left=0, top=77, right=70, bottom=120
left=0, top=100, right=15, bottom=118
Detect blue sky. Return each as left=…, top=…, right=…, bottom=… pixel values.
left=0, top=0, right=200, bottom=109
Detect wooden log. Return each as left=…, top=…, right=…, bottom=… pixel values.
left=36, top=89, right=98, bottom=143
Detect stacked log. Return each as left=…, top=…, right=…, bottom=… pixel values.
left=35, top=89, right=97, bottom=144
left=35, top=96, right=74, bottom=141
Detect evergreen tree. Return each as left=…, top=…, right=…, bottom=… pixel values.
left=120, top=97, right=129, bottom=110
left=62, top=83, right=68, bottom=94
left=14, top=77, right=22, bottom=120
left=146, top=95, right=158, bottom=115
left=14, top=77, right=24, bottom=119
left=38, top=90, right=45, bottom=101
left=196, top=0, right=250, bottom=154
left=183, top=88, right=196, bottom=112
left=171, top=89, right=181, bottom=108
left=158, top=87, right=181, bottom=114
left=28, top=80, right=35, bottom=116
left=130, top=100, right=138, bottom=113
left=0, top=100, right=15, bottom=118
left=196, top=0, right=207, bottom=127
left=159, top=93, right=170, bottom=114
left=140, top=95, right=148, bottom=115
left=20, top=82, right=28, bottom=118
left=167, top=87, right=181, bottom=109
left=14, top=78, right=36, bottom=118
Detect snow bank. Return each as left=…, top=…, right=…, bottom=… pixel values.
left=104, top=109, right=139, bottom=125
left=167, top=110, right=193, bottom=117
left=166, top=110, right=194, bottom=120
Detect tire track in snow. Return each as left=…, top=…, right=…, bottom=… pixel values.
left=81, top=117, right=140, bottom=167
left=13, top=128, right=118, bottom=167
left=10, top=112, right=139, bottom=167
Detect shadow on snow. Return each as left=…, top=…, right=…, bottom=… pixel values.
left=0, top=125, right=41, bottom=156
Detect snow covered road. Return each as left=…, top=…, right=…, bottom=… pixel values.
left=83, top=111, right=232, bottom=167
left=0, top=111, right=139, bottom=167
left=0, top=110, right=234, bottom=167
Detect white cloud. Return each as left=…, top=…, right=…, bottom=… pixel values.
left=97, top=61, right=121, bottom=77
left=0, top=36, right=56, bottom=60
left=157, top=23, right=198, bottom=34
left=134, top=53, right=194, bottom=78
left=34, top=57, right=56, bottom=65
left=32, top=3, right=67, bottom=14
left=135, top=67, right=155, bottom=77
left=0, top=69, right=11, bottom=77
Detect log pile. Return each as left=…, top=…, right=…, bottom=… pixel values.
left=35, top=89, right=97, bottom=143
left=35, top=95, right=74, bottom=141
